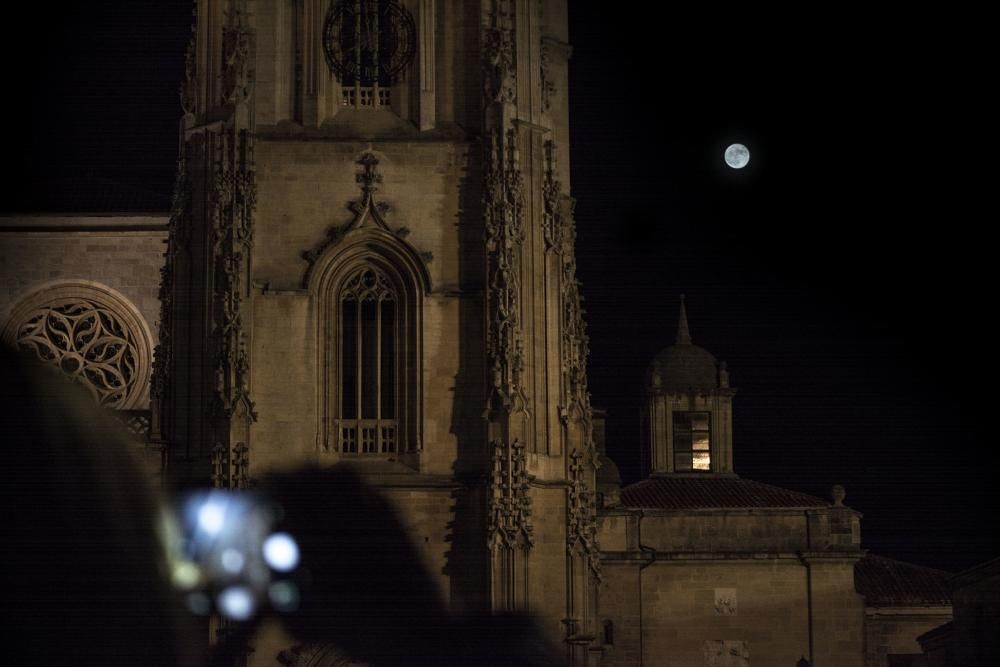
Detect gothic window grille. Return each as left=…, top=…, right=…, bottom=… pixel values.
left=673, top=411, right=711, bottom=471
left=323, top=0, right=417, bottom=110
left=337, top=266, right=398, bottom=453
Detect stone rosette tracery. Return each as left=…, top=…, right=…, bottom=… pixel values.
left=2, top=284, right=153, bottom=409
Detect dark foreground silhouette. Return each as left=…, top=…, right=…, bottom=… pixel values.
left=1, top=345, right=560, bottom=666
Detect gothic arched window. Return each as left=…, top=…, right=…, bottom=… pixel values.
left=337, top=266, right=399, bottom=453
left=309, top=203, right=428, bottom=458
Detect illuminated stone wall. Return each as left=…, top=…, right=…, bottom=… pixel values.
left=597, top=505, right=866, bottom=666
left=0, top=215, right=167, bottom=409
left=160, top=1, right=594, bottom=663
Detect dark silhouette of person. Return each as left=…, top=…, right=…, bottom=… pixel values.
left=0, top=344, right=203, bottom=665
left=1, top=344, right=561, bottom=666
left=249, top=464, right=561, bottom=666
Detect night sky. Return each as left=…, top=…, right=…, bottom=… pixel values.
left=9, top=3, right=995, bottom=572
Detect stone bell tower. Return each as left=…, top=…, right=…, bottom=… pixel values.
left=644, top=296, right=736, bottom=475
left=153, top=0, right=600, bottom=662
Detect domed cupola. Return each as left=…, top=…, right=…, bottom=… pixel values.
left=643, top=296, right=736, bottom=475
left=647, top=295, right=726, bottom=394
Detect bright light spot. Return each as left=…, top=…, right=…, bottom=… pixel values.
left=262, top=533, right=300, bottom=572
left=171, top=561, right=201, bottom=589
left=186, top=592, right=211, bottom=615
left=724, top=143, right=750, bottom=169
left=217, top=586, right=256, bottom=621
left=197, top=499, right=227, bottom=535
left=268, top=580, right=300, bottom=612
left=220, top=548, right=245, bottom=574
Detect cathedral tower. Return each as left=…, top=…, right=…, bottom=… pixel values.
left=154, top=1, right=600, bottom=662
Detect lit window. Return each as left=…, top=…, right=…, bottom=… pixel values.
left=338, top=266, right=398, bottom=453
left=673, top=412, right=711, bottom=471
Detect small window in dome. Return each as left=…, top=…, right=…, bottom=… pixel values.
left=673, top=411, right=711, bottom=472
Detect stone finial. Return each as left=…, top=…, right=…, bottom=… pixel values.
left=831, top=484, right=846, bottom=506
left=676, top=294, right=692, bottom=345
left=719, top=360, right=730, bottom=388
left=356, top=152, right=382, bottom=197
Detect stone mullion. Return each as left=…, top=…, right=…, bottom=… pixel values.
left=416, top=0, right=435, bottom=130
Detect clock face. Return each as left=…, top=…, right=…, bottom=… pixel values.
left=323, top=0, right=417, bottom=87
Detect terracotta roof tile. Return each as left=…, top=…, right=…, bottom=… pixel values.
left=620, top=476, right=828, bottom=509
left=855, top=554, right=952, bottom=606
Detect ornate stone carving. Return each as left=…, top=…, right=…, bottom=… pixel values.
left=149, top=259, right=171, bottom=409
left=179, top=17, right=198, bottom=116
left=221, top=2, right=253, bottom=108
left=303, top=152, right=433, bottom=287
left=301, top=153, right=395, bottom=282
left=484, top=129, right=528, bottom=416
left=13, top=300, right=143, bottom=408
left=151, top=145, right=192, bottom=412
left=231, top=442, right=250, bottom=489
left=567, top=448, right=600, bottom=577
left=302, top=152, right=433, bottom=279
left=488, top=439, right=534, bottom=549
left=540, top=39, right=555, bottom=113
left=210, top=123, right=257, bottom=421
left=542, top=140, right=563, bottom=252
left=210, top=443, right=228, bottom=488
left=112, top=409, right=152, bottom=440
left=205, top=34, right=253, bottom=445
left=547, top=140, right=590, bottom=421
left=483, top=0, right=516, bottom=104
left=714, top=588, right=738, bottom=616
left=322, top=0, right=417, bottom=86
left=545, top=139, right=602, bottom=576
left=210, top=441, right=251, bottom=490
left=342, top=266, right=396, bottom=302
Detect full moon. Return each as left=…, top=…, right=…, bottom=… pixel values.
left=724, top=143, right=750, bottom=169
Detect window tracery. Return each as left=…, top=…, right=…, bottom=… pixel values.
left=323, top=0, right=417, bottom=110
left=337, top=266, right=399, bottom=454
left=1, top=284, right=153, bottom=409
left=308, top=153, right=427, bottom=458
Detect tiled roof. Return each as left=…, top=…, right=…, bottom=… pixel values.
left=619, top=475, right=829, bottom=509
left=855, top=554, right=952, bottom=606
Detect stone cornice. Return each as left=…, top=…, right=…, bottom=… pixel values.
left=601, top=550, right=864, bottom=563
left=0, top=215, right=169, bottom=231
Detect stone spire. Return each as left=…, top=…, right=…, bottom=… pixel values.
left=676, top=294, right=692, bottom=345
